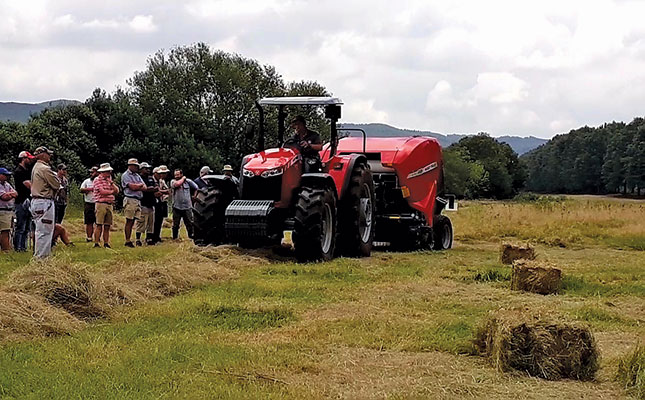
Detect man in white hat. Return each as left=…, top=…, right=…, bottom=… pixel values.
left=223, top=164, right=239, bottom=185
left=121, top=158, right=146, bottom=247
left=92, top=163, right=119, bottom=248
left=136, top=162, right=157, bottom=245
left=30, top=146, right=60, bottom=258
left=151, top=165, right=170, bottom=244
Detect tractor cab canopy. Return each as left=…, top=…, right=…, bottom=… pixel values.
left=258, top=97, right=343, bottom=106
left=255, top=96, right=344, bottom=156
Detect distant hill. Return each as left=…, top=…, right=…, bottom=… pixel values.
left=340, top=123, right=547, bottom=155
left=0, top=100, right=81, bottom=123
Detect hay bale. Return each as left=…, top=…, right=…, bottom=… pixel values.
left=474, top=309, right=599, bottom=380
left=511, top=260, right=561, bottom=295
left=501, top=242, right=536, bottom=264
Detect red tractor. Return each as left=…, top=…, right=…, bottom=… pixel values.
left=192, top=97, right=454, bottom=261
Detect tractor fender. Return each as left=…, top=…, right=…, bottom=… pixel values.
left=202, top=174, right=240, bottom=198
left=300, top=173, right=338, bottom=198
left=336, top=154, right=368, bottom=200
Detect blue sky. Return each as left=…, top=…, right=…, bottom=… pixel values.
left=1, top=0, right=645, bottom=138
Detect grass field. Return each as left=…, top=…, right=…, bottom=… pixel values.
left=0, top=196, right=644, bottom=399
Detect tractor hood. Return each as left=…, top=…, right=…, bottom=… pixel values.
left=242, top=147, right=300, bottom=178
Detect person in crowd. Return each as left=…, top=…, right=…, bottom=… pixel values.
left=30, top=146, right=60, bottom=259
left=92, top=163, right=119, bottom=248
left=136, top=162, right=157, bottom=245
left=13, top=151, right=35, bottom=252
left=54, top=163, right=69, bottom=224
left=121, top=158, right=146, bottom=247
left=152, top=165, right=170, bottom=244
left=223, top=164, right=239, bottom=185
left=0, top=168, right=18, bottom=252
left=170, top=168, right=197, bottom=240
left=194, top=166, right=213, bottom=189
left=80, top=166, right=98, bottom=242
left=285, top=115, right=322, bottom=173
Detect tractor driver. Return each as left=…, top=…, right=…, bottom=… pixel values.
left=285, top=115, right=322, bottom=173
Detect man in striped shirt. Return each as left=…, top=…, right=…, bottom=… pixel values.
left=92, top=163, right=119, bottom=248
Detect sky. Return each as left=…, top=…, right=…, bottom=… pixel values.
left=1, top=0, right=645, bottom=138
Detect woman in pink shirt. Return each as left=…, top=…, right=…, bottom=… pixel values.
left=92, top=163, right=119, bottom=248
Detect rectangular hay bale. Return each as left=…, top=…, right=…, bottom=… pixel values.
left=501, top=242, right=536, bottom=264
left=511, top=260, right=561, bottom=295
left=474, top=309, right=599, bottom=381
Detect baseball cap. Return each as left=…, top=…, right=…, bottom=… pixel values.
left=33, top=146, right=54, bottom=156
left=0, top=167, right=11, bottom=175
left=18, top=151, right=35, bottom=159
left=89, top=166, right=98, bottom=172
left=139, top=162, right=152, bottom=169
left=57, top=163, right=67, bottom=170
left=200, top=166, right=213, bottom=175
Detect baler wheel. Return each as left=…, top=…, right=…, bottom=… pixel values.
left=193, top=188, right=226, bottom=246
left=293, top=186, right=337, bottom=262
left=337, top=161, right=375, bottom=257
left=432, top=215, right=453, bottom=250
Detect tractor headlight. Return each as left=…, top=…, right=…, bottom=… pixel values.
left=261, top=167, right=284, bottom=178
left=242, top=168, right=255, bottom=178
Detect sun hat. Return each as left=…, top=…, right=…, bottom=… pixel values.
left=33, top=146, right=54, bottom=156
left=157, top=165, right=170, bottom=173
left=89, top=166, right=98, bottom=172
left=223, top=164, right=234, bottom=172
left=97, top=163, right=113, bottom=172
left=139, top=162, right=152, bottom=169
left=127, top=158, right=139, bottom=166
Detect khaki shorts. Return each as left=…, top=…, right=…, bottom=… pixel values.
left=95, top=203, right=114, bottom=225
left=0, top=210, right=12, bottom=231
left=136, top=206, right=155, bottom=234
left=123, top=197, right=142, bottom=220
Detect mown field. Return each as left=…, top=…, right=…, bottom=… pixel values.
left=0, top=196, right=644, bottom=399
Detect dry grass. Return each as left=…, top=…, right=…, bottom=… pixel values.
left=511, top=260, right=562, bottom=295
left=0, top=244, right=272, bottom=341
left=454, top=199, right=645, bottom=248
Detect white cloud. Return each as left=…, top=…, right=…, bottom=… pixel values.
left=2, top=0, right=645, bottom=138
left=129, top=15, right=157, bottom=33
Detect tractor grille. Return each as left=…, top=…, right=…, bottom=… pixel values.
left=241, top=175, right=282, bottom=201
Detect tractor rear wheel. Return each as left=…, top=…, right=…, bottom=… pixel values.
left=293, top=186, right=337, bottom=262
left=193, top=188, right=227, bottom=246
left=337, top=161, right=375, bottom=257
left=432, top=215, right=453, bottom=250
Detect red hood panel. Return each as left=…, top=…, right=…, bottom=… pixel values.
left=244, top=148, right=299, bottom=171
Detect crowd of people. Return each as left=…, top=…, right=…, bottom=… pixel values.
left=0, top=146, right=238, bottom=258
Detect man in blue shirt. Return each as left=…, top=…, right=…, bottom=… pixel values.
left=170, top=168, right=197, bottom=240
left=121, top=158, right=146, bottom=247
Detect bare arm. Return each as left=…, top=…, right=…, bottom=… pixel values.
left=23, top=180, right=31, bottom=189
left=172, top=176, right=186, bottom=188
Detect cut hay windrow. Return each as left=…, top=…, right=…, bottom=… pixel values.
left=511, top=260, right=562, bottom=295
left=0, top=244, right=274, bottom=342
left=474, top=309, right=599, bottom=381
left=0, top=291, right=84, bottom=341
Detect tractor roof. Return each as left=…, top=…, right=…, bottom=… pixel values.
left=258, top=96, right=343, bottom=106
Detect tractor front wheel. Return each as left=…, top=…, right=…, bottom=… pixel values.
left=193, top=188, right=227, bottom=246
left=337, top=161, right=375, bottom=257
left=432, top=215, right=453, bottom=250
left=293, top=186, right=337, bottom=262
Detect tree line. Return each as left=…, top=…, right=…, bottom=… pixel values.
left=522, top=118, right=645, bottom=195
left=0, top=43, right=329, bottom=183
